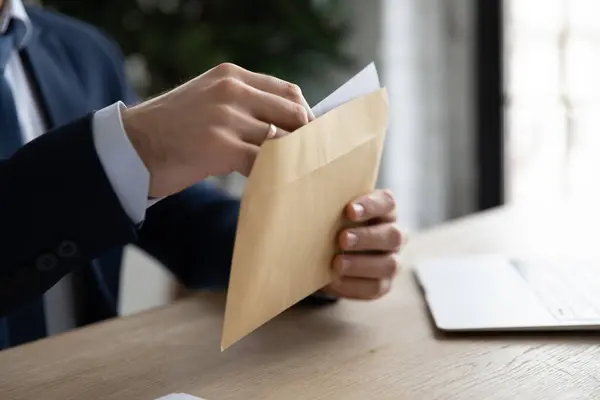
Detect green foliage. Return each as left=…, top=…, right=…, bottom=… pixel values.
left=40, top=0, right=351, bottom=96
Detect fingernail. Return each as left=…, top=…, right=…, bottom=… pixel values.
left=352, top=203, right=364, bottom=218
left=346, top=232, right=358, bottom=248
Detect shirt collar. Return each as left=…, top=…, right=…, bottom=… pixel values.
left=0, top=0, right=32, bottom=48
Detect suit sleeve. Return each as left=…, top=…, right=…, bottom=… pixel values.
left=92, top=34, right=240, bottom=289
left=102, top=34, right=337, bottom=301
left=136, top=185, right=338, bottom=304
left=135, top=181, right=240, bottom=289
left=0, top=116, right=138, bottom=316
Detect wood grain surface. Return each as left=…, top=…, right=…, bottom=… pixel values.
left=1, top=203, right=600, bottom=400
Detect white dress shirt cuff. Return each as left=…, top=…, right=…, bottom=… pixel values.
left=92, top=101, right=155, bottom=224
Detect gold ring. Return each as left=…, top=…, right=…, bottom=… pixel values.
left=265, top=123, right=277, bottom=140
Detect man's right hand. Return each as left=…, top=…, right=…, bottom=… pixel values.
left=122, top=63, right=314, bottom=198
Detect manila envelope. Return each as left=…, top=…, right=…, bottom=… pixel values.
left=221, top=71, right=389, bottom=351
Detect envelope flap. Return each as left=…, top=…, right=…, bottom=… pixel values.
left=247, top=88, right=388, bottom=192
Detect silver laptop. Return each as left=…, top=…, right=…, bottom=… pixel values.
left=413, top=254, right=600, bottom=331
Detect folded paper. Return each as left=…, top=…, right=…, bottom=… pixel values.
left=221, top=64, right=389, bottom=350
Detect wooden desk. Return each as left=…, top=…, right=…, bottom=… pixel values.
left=2, top=204, right=600, bottom=399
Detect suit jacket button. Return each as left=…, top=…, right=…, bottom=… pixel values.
left=57, top=240, right=78, bottom=258
left=36, top=253, right=58, bottom=272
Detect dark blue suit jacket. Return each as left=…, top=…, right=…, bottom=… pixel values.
left=0, top=7, right=240, bottom=350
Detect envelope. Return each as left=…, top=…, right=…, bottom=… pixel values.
left=221, top=65, right=389, bottom=350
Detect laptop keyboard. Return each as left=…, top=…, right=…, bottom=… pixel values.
left=511, top=259, right=600, bottom=321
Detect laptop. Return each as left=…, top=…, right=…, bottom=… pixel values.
left=413, top=254, right=600, bottom=331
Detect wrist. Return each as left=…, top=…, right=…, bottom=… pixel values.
left=122, top=105, right=161, bottom=197
left=122, top=106, right=148, bottom=165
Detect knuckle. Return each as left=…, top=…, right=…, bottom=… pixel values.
left=386, top=254, right=399, bottom=277
left=382, top=189, right=397, bottom=210
left=372, top=189, right=395, bottom=210
left=388, top=225, right=403, bottom=250
left=382, top=188, right=396, bottom=204
left=214, top=62, right=239, bottom=77
left=215, top=77, right=244, bottom=98
left=284, top=82, right=304, bottom=100
left=290, top=103, right=309, bottom=126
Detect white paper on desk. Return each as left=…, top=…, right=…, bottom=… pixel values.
left=154, top=394, right=204, bottom=400
left=311, top=62, right=381, bottom=117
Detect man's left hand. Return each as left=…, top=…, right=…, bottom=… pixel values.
left=322, top=189, right=403, bottom=300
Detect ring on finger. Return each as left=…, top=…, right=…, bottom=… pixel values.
left=265, top=123, right=277, bottom=140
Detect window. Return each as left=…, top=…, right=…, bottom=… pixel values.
left=505, top=0, right=600, bottom=206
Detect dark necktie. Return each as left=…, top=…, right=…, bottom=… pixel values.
left=0, top=19, right=26, bottom=158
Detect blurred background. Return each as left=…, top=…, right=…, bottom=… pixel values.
left=30, top=0, right=600, bottom=313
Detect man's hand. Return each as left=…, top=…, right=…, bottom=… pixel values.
left=322, top=189, right=403, bottom=300
left=122, top=63, right=314, bottom=198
